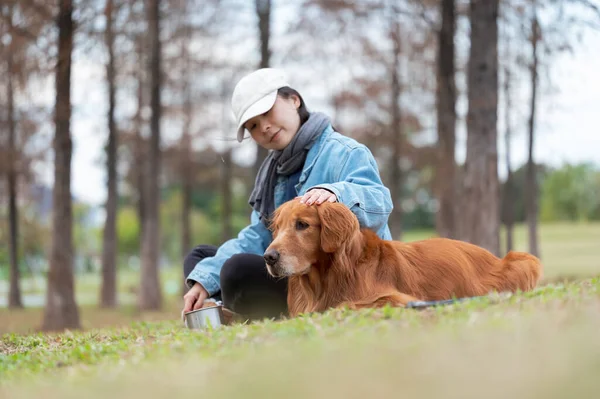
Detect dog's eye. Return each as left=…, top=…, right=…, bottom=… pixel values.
left=295, top=220, right=309, bottom=231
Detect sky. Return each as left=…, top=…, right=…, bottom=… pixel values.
left=36, top=17, right=600, bottom=208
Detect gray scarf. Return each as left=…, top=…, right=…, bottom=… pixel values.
left=249, top=112, right=331, bottom=226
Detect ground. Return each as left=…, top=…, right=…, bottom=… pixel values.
left=1, top=222, right=599, bottom=398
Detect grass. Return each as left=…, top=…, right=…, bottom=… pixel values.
left=2, top=278, right=600, bottom=398
left=1, top=222, right=599, bottom=398
left=0, top=299, right=181, bottom=335
left=502, top=222, right=600, bottom=279
left=403, top=222, right=600, bottom=279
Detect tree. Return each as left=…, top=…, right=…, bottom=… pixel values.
left=43, top=0, right=81, bottom=331
left=252, top=0, right=272, bottom=182
left=1, top=1, right=51, bottom=307
left=434, top=0, right=457, bottom=239
left=219, top=82, right=234, bottom=242
left=500, top=0, right=517, bottom=253
left=3, top=2, right=24, bottom=308
left=460, top=0, right=501, bottom=256
left=180, top=95, right=193, bottom=269
left=289, top=0, right=439, bottom=238
left=175, top=0, right=196, bottom=291
left=100, top=0, right=119, bottom=308
left=525, top=4, right=541, bottom=257
left=500, top=0, right=598, bottom=254
left=502, top=61, right=515, bottom=253
left=387, top=1, right=404, bottom=240
left=139, top=0, right=163, bottom=310
left=133, top=31, right=147, bottom=235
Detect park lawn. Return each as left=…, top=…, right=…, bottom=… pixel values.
left=2, top=221, right=598, bottom=334
left=1, top=277, right=599, bottom=398
left=403, top=222, right=600, bottom=280
left=1, top=222, right=599, bottom=398
left=4, top=221, right=599, bottom=309
left=0, top=298, right=182, bottom=335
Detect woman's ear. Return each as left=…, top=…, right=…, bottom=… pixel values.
left=316, top=202, right=360, bottom=253
left=292, top=94, right=301, bottom=109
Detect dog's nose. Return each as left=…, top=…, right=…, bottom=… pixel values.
left=264, top=249, right=280, bottom=266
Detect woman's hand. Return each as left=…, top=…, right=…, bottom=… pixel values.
left=182, top=282, right=209, bottom=314
left=299, top=188, right=337, bottom=205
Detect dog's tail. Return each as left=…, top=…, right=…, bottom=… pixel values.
left=496, top=251, right=543, bottom=292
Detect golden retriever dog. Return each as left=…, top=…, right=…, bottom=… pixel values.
left=263, top=198, right=543, bottom=317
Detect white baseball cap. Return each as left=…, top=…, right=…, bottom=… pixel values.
left=231, top=68, right=290, bottom=142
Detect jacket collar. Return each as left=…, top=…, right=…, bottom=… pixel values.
left=299, top=124, right=333, bottom=182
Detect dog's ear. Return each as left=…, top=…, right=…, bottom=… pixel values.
left=316, top=202, right=360, bottom=253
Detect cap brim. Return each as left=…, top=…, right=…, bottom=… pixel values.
left=236, top=90, right=278, bottom=142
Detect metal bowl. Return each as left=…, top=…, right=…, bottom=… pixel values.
left=184, top=302, right=224, bottom=330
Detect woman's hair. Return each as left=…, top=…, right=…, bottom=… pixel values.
left=277, top=87, right=310, bottom=126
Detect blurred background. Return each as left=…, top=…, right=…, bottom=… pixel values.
left=1, top=0, right=599, bottom=332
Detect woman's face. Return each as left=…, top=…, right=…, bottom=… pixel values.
left=244, top=95, right=301, bottom=151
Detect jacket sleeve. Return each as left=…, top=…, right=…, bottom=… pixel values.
left=185, top=210, right=272, bottom=295
left=309, top=146, right=393, bottom=233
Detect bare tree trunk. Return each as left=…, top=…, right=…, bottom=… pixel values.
left=6, top=9, right=23, bottom=308
left=526, top=10, right=540, bottom=258
left=43, top=0, right=80, bottom=331
left=180, top=8, right=192, bottom=296
left=221, top=149, right=233, bottom=242
left=257, top=0, right=271, bottom=69
left=461, top=0, right=500, bottom=256
left=134, top=36, right=146, bottom=227
left=139, top=0, right=162, bottom=310
left=503, top=63, right=514, bottom=253
left=181, top=92, right=192, bottom=264
left=181, top=146, right=192, bottom=253
left=180, top=8, right=192, bottom=265
left=100, top=0, right=118, bottom=308
left=180, top=128, right=192, bottom=296
left=388, top=4, right=403, bottom=240
left=252, top=0, right=271, bottom=180
left=219, top=81, right=233, bottom=242
left=435, top=0, right=457, bottom=239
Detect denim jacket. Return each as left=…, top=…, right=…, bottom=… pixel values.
left=186, top=124, right=393, bottom=295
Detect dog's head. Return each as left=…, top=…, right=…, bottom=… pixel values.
left=263, top=198, right=360, bottom=277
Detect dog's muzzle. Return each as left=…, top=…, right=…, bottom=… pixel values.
left=264, top=249, right=282, bottom=277
left=264, top=249, right=280, bottom=266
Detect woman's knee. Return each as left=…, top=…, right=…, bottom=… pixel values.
left=219, top=253, right=288, bottom=319
left=220, top=253, right=251, bottom=287
left=183, top=244, right=217, bottom=279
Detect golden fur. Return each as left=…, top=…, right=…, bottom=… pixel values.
left=264, top=198, right=543, bottom=317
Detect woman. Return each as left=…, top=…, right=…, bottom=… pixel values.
left=182, top=68, right=393, bottom=321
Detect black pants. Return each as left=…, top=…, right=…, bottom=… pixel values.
left=183, top=245, right=288, bottom=321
